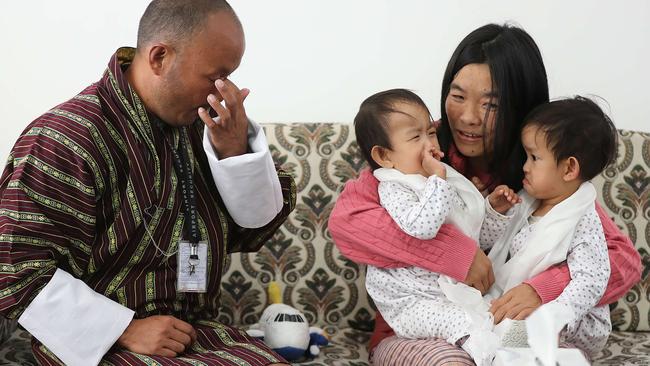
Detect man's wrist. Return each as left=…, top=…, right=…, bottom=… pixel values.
left=212, top=140, right=248, bottom=159
left=117, top=318, right=136, bottom=348
left=215, top=147, right=246, bottom=159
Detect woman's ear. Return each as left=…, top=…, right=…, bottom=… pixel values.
left=370, top=146, right=394, bottom=169
left=562, top=156, right=581, bottom=182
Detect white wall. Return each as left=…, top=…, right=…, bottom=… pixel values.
left=1, top=1, right=648, bottom=162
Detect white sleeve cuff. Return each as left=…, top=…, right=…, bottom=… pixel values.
left=202, top=120, right=283, bottom=228
left=18, top=268, right=134, bottom=366
left=485, top=196, right=515, bottom=219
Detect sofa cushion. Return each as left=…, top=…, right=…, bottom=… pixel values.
left=0, top=327, right=371, bottom=365
left=592, top=130, right=650, bottom=332
left=593, top=331, right=650, bottom=365
left=1, top=328, right=647, bottom=365
left=0, top=319, right=16, bottom=347
left=0, top=329, right=33, bottom=365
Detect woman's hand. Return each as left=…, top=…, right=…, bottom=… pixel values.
left=464, top=248, right=495, bottom=295
left=487, top=185, right=521, bottom=214
left=490, top=283, right=542, bottom=324
left=471, top=177, right=489, bottom=197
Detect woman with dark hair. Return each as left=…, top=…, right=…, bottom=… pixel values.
left=329, top=23, right=641, bottom=365
left=438, top=24, right=548, bottom=192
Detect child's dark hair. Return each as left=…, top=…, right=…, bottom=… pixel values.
left=354, top=89, right=432, bottom=170
left=523, top=96, right=618, bottom=181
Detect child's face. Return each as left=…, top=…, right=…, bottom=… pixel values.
left=521, top=125, right=571, bottom=200
left=383, top=101, right=440, bottom=176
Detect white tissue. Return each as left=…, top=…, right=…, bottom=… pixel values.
left=494, top=302, right=589, bottom=366
left=527, top=302, right=575, bottom=365
left=437, top=277, right=499, bottom=366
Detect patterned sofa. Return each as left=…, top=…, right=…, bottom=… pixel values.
left=0, top=123, right=648, bottom=365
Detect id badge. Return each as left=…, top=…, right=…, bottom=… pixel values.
left=177, top=241, right=208, bottom=293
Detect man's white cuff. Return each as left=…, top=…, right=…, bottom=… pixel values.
left=202, top=120, right=283, bottom=228
left=18, top=268, right=134, bottom=366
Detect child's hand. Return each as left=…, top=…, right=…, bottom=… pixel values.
left=471, top=177, right=489, bottom=197
left=487, top=185, right=521, bottom=214
left=422, top=147, right=446, bottom=179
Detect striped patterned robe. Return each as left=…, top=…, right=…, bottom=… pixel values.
left=0, top=48, right=295, bottom=365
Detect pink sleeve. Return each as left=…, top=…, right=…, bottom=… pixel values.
left=524, top=264, right=570, bottom=304
left=525, top=202, right=642, bottom=305
left=594, top=202, right=642, bottom=305
left=328, top=169, right=477, bottom=282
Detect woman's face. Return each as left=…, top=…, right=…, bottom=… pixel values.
left=444, top=63, right=498, bottom=160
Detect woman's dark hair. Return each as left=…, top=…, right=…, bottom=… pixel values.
left=354, top=88, right=432, bottom=170
left=523, top=96, right=618, bottom=181
left=438, top=23, right=549, bottom=191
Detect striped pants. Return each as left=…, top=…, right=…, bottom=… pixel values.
left=31, top=320, right=286, bottom=366
left=370, top=336, right=475, bottom=366
left=370, top=336, right=589, bottom=365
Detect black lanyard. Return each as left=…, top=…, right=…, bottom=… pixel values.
left=153, top=119, right=201, bottom=248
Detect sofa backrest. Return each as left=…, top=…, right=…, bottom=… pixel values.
left=219, top=123, right=648, bottom=332
left=220, top=123, right=375, bottom=334
left=591, top=130, right=650, bottom=331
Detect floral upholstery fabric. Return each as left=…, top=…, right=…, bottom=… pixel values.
left=219, top=124, right=374, bottom=332
left=0, top=124, right=647, bottom=365
left=0, top=319, right=16, bottom=346
left=592, top=130, right=650, bottom=333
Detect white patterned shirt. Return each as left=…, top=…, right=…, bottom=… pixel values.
left=481, top=201, right=612, bottom=359
left=366, top=175, right=476, bottom=343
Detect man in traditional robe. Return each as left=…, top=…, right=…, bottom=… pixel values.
left=0, top=1, right=295, bottom=365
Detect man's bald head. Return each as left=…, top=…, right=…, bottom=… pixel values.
left=127, top=0, right=245, bottom=127
left=136, top=0, right=242, bottom=50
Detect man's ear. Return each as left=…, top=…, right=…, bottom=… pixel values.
left=147, top=44, right=173, bottom=76
left=562, top=156, right=581, bottom=182
left=370, top=146, right=393, bottom=169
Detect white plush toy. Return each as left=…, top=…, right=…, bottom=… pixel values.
left=246, top=282, right=328, bottom=361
